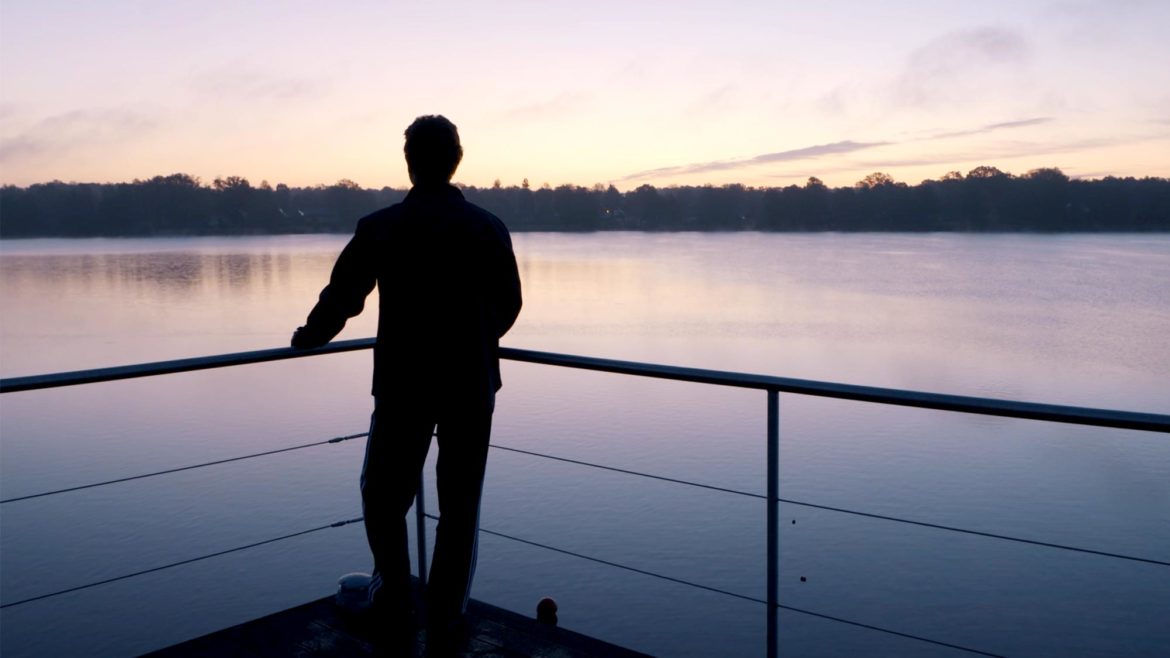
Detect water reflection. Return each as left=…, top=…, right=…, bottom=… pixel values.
left=0, top=239, right=360, bottom=375
left=3, top=234, right=1169, bottom=406
left=1, top=234, right=1168, bottom=657
left=1, top=252, right=293, bottom=299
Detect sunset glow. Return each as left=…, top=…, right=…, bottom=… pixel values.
left=2, top=0, right=1168, bottom=190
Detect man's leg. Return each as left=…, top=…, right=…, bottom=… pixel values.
left=426, top=406, right=492, bottom=626
left=361, top=398, right=434, bottom=615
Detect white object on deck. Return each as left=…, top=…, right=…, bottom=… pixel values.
left=335, top=572, right=373, bottom=612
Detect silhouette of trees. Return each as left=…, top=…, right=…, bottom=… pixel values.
left=2, top=167, right=1168, bottom=237
left=625, top=184, right=681, bottom=230
left=855, top=172, right=897, bottom=189
left=132, top=173, right=210, bottom=234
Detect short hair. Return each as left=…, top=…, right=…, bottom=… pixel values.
left=404, top=115, right=463, bottom=183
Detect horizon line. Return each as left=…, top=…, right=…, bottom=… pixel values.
left=4, top=166, right=1168, bottom=192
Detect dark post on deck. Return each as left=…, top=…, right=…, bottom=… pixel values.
left=415, top=476, right=428, bottom=587
left=767, top=390, right=780, bottom=658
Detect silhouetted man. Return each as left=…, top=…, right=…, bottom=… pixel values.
left=291, top=115, right=522, bottom=650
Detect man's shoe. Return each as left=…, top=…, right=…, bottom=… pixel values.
left=424, top=616, right=469, bottom=658
left=373, top=616, right=419, bottom=657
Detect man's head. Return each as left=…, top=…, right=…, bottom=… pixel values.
left=404, top=115, right=463, bottom=185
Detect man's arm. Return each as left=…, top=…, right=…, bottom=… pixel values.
left=291, top=222, right=377, bottom=349
left=493, top=225, right=523, bottom=338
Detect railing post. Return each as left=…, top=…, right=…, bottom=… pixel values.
left=767, top=389, right=779, bottom=658
left=415, top=473, right=428, bottom=586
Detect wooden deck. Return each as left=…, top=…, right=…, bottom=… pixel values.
left=143, top=593, right=652, bottom=658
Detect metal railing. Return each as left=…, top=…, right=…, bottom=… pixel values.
left=2, top=339, right=1168, bottom=658
left=4, top=338, right=1166, bottom=432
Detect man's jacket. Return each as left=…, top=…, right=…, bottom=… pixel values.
left=294, top=184, right=522, bottom=407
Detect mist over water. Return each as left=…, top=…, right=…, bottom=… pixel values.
left=1, top=233, right=1168, bottom=657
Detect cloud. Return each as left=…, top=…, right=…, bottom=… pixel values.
left=0, top=108, right=157, bottom=163
left=1043, top=0, right=1159, bottom=44
left=929, top=116, right=1054, bottom=140
left=615, top=116, right=1068, bottom=183
left=1068, top=170, right=1119, bottom=180
left=847, top=137, right=1127, bottom=174
left=496, top=92, right=591, bottom=122
left=815, top=87, right=850, bottom=116
left=687, top=84, right=739, bottom=115
left=754, top=141, right=891, bottom=164
left=191, top=68, right=325, bottom=102
left=619, top=140, right=889, bottom=181
left=894, top=27, right=1032, bottom=107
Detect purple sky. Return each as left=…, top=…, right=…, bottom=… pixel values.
left=2, top=0, right=1168, bottom=189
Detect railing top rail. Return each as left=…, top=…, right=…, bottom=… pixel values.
left=502, top=348, right=1169, bottom=433
left=1, top=339, right=1166, bottom=433
left=0, top=338, right=378, bottom=393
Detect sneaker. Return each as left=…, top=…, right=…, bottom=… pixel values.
left=424, top=616, right=469, bottom=658
left=373, top=615, right=419, bottom=657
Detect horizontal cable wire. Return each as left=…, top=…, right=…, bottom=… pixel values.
left=430, top=511, right=764, bottom=606
left=491, top=443, right=762, bottom=500
left=490, top=443, right=1170, bottom=568
left=426, top=512, right=1004, bottom=657
left=0, top=517, right=364, bottom=610
left=0, top=432, right=368, bottom=504
left=6, top=434, right=1162, bottom=567
left=772, top=496, right=1170, bottom=568
left=773, top=604, right=1005, bottom=657
left=7, top=506, right=1007, bottom=655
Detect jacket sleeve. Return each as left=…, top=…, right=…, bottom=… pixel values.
left=492, top=224, right=523, bottom=338
left=292, top=220, right=377, bottom=348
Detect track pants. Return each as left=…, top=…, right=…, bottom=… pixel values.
left=361, top=395, right=492, bottom=625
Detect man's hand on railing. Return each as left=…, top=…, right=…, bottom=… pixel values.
left=291, top=326, right=327, bottom=350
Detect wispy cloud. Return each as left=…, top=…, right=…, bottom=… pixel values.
left=0, top=108, right=157, bottom=163
left=619, top=140, right=889, bottom=181
left=1043, top=0, right=1158, bottom=45
left=497, top=92, right=591, bottom=122
left=755, top=141, right=891, bottom=163
left=808, top=27, right=1036, bottom=121
left=850, top=137, right=1125, bottom=172
left=191, top=68, right=325, bottom=102
left=893, top=27, right=1032, bottom=107
left=929, top=116, right=1054, bottom=140
left=617, top=115, right=1063, bottom=183
left=1068, top=170, right=1120, bottom=180
left=687, top=84, right=739, bottom=115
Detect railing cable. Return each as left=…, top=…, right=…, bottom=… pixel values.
left=4, top=434, right=1163, bottom=567
left=0, top=432, right=367, bottom=504
left=491, top=443, right=1170, bottom=568
left=773, top=603, right=1005, bottom=658
left=423, top=512, right=1005, bottom=657
left=7, top=506, right=1006, bottom=655
left=491, top=443, right=762, bottom=500
left=0, top=517, right=364, bottom=610
left=773, top=496, right=1170, bottom=568
left=437, top=510, right=763, bottom=606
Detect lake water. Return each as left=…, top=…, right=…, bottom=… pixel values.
left=1, top=233, right=1168, bottom=657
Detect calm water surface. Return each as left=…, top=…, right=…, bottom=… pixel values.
left=1, top=233, right=1168, bottom=657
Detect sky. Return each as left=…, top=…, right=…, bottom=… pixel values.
left=1, top=0, right=1168, bottom=190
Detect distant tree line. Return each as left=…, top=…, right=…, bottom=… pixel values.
left=2, top=167, right=1168, bottom=238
